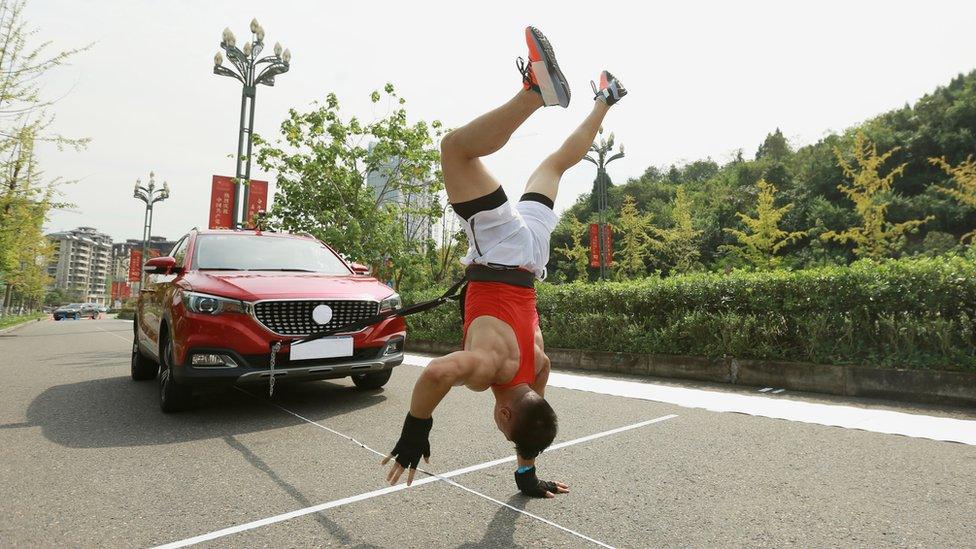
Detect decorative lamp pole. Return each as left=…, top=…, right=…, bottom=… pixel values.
left=213, top=18, right=290, bottom=228
left=583, top=128, right=624, bottom=280
left=133, top=171, right=170, bottom=283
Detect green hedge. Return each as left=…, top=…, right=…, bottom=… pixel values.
left=404, top=255, right=976, bottom=372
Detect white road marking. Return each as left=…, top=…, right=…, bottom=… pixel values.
left=758, top=387, right=773, bottom=392
left=403, top=355, right=976, bottom=446
left=154, top=409, right=676, bottom=549
left=95, top=324, right=132, bottom=344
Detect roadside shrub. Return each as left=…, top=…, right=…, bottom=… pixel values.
left=403, top=255, right=976, bottom=371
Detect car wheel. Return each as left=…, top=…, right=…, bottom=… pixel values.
left=351, top=369, right=392, bottom=390
left=131, top=340, right=158, bottom=381
left=159, top=336, right=192, bottom=413
left=73, top=313, right=79, bottom=320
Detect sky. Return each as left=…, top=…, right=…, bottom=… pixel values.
left=26, top=0, right=976, bottom=242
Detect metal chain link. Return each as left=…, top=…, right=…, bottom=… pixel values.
left=268, top=340, right=282, bottom=397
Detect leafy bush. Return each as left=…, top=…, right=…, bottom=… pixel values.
left=404, top=255, right=976, bottom=371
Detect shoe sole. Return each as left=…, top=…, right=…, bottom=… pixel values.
left=527, top=27, right=570, bottom=108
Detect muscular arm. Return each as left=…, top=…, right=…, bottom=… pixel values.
left=410, top=351, right=484, bottom=418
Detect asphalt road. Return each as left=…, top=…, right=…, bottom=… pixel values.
left=1, top=318, right=975, bottom=548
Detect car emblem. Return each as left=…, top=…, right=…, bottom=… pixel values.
left=312, top=304, right=333, bottom=325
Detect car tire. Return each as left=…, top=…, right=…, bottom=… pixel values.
left=73, top=313, right=79, bottom=320
left=159, top=336, right=192, bottom=413
left=131, top=340, right=158, bottom=381
left=351, top=369, right=392, bottom=390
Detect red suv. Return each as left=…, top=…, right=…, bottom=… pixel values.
left=130, top=229, right=406, bottom=412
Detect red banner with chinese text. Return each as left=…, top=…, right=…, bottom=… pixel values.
left=589, top=223, right=600, bottom=268
left=245, top=180, right=269, bottom=227
left=209, top=176, right=235, bottom=229
left=588, top=223, right=614, bottom=268
left=111, top=281, right=132, bottom=300
left=128, top=249, right=142, bottom=282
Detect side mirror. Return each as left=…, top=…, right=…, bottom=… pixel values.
left=144, top=256, right=179, bottom=275
left=349, top=262, right=370, bottom=275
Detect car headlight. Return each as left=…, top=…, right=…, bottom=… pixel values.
left=379, top=293, right=401, bottom=313
left=182, top=291, right=252, bottom=315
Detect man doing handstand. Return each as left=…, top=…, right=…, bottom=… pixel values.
left=382, top=26, right=627, bottom=497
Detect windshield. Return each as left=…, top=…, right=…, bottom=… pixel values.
left=193, top=234, right=351, bottom=274
left=65, top=303, right=85, bottom=308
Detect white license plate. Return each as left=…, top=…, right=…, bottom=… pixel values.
left=290, top=337, right=354, bottom=361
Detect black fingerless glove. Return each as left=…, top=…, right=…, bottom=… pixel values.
left=390, top=413, right=433, bottom=469
left=514, top=466, right=558, bottom=498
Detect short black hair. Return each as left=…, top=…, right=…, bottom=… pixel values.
left=510, top=396, right=558, bottom=459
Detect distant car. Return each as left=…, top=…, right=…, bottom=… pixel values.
left=53, top=303, right=86, bottom=320
left=132, top=229, right=406, bottom=413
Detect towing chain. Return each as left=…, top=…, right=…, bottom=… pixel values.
left=268, top=340, right=282, bottom=397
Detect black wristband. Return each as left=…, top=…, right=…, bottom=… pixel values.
left=514, top=466, right=558, bottom=497
left=390, top=413, right=433, bottom=469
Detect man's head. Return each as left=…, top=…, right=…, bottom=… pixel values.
left=494, top=389, right=558, bottom=459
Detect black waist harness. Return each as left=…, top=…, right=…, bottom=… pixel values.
left=464, top=264, right=535, bottom=288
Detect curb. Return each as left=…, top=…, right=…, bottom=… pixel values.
left=405, top=339, right=976, bottom=407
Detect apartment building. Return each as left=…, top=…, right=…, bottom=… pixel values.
left=46, top=227, right=113, bottom=304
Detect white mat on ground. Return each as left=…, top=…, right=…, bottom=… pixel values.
left=402, top=354, right=976, bottom=446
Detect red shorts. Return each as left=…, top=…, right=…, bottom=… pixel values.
left=462, top=281, right=538, bottom=389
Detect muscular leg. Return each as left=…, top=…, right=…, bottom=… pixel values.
left=441, top=90, right=544, bottom=203
left=523, top=100, right=610, bottom=202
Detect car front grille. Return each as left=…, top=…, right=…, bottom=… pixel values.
left=253, top=300, right=380, bottom=336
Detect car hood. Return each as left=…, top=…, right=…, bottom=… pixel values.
left=55, top=307, right=79, bottom=312
left=180, top=271, right=397, bottom=302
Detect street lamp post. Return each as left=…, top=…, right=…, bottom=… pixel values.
left=583, top=128, right=624, bottom=280
left=213, top=18, right=291, bottom=228
left=133, top=171, right=170, bottom=285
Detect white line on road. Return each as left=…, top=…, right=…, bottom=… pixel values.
left=154, top=412, right=676, bottom=549
left=758, top=387, right=773, bottom=392
left=406, top=355, right=976, bottom=446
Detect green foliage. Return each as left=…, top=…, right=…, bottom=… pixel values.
left=255, top=85, right=444, bottom=289
left=554, top=215, right=590, bottom=281
left=0, top=312, right=43, bottom=330
left=404, top=255, right=976, bottom=372
left=550, top=70, right=976, bottom=278
left=648, top=186, right=702, bottom=273
left=722, top=179, right=807, bottom=269
left=0, top=0, right=88, bottom=310
left=930, top=155, right=976, bottom=242
left=614, top=195, right=652, bottom=279
left=821, top=132, right=933, bottom=259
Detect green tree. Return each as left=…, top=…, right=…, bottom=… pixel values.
left=0, top=0, right=88, bottom=311
left=614, top=195, right=651, bottom=279
left=721, top=179, right=807, bottom=269
left=821, top=132, right=932, bottom=260
left=255, top=84, right=443, bottom=290
left=930, top=155, right=976, bottom=242
left=554, top=216, right=590, bottom=281
left=649, top=186, right=702, bottom=274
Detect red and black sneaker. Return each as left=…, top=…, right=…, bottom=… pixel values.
left=517, top=26, right=571, bottom=108
left=591, top=70, right=627, bottom=106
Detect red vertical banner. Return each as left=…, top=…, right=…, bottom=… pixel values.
left=128, top=250, right=142, bottom=282
left=603, top=225, right=614, bottom=266
left=588, top=223, right=600, bottom=268
left=209, top=175, right=236, bottom=229
left=245, top=179, right=269, bottom=227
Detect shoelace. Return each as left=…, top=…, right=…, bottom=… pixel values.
left=516, top=56, right=532, bottom=85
